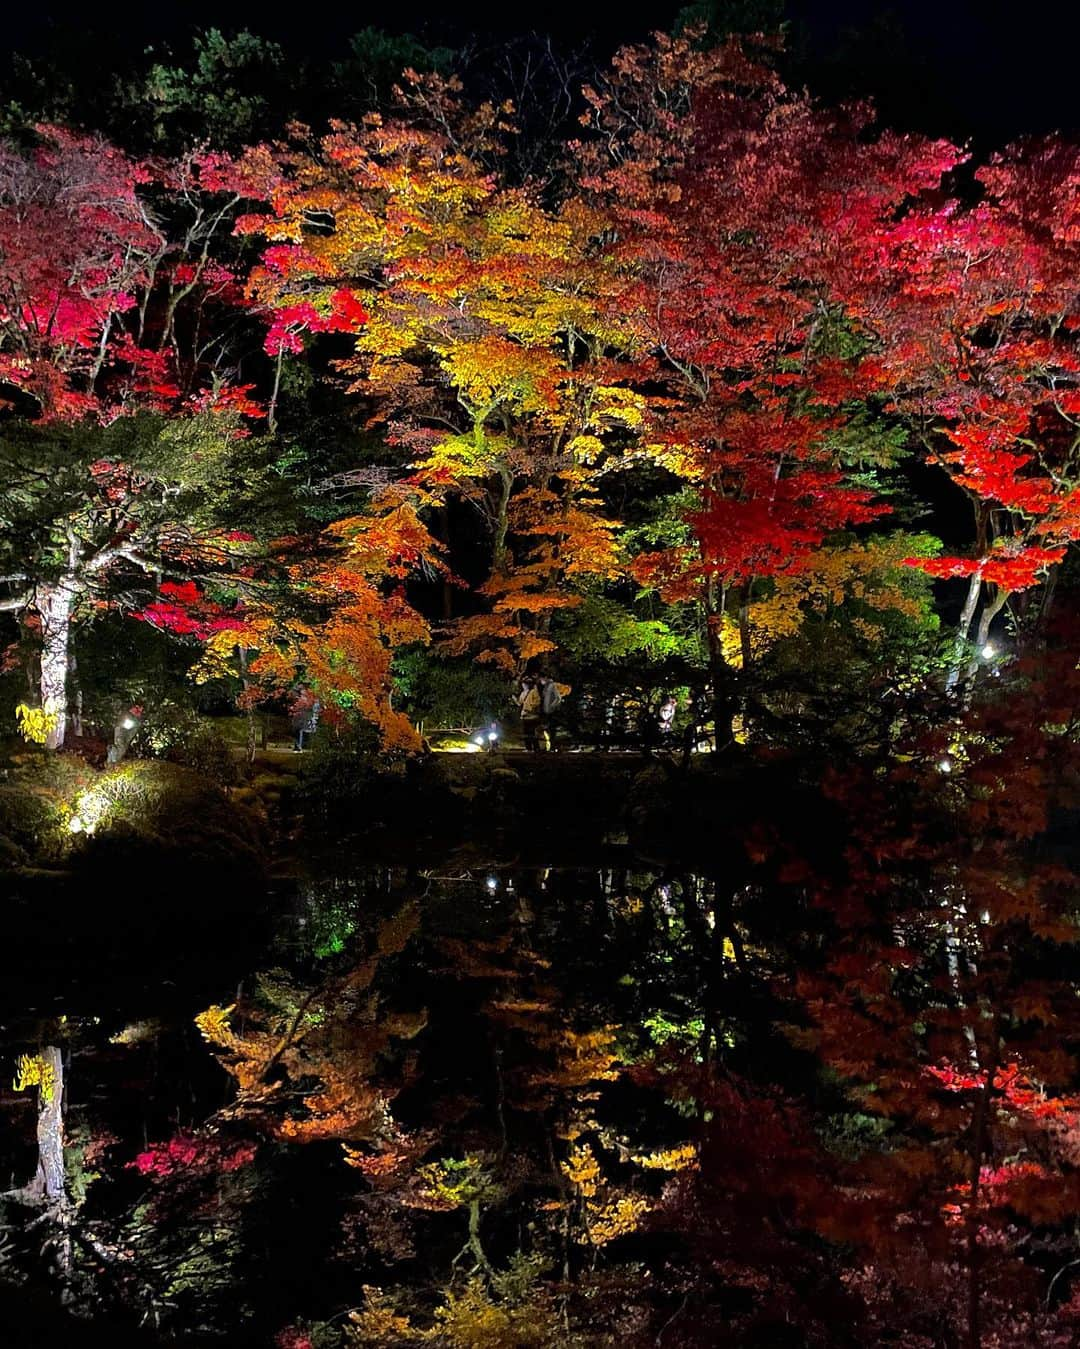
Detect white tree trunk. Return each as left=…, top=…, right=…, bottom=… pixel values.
left=37, top=579, right=78, bottom=750
left=33, top=1046, right=67, bottom=1206
left=945, top=570, right=983, bottom=692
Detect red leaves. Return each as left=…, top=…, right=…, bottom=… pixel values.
left=927, top=1062, right=1080, bottom=1120
left=189, top=383, right=264, bottom=422
left=134, top=582, right=247, bottom=641
left=261, top=289, right=368, bottom=356
left=274, top=1329, right=314, bottom=1349
left=692, top=474, right=887, bottom=583
left=907, top=545, right=1066, bottom=591
left=130, top=1132, right=257, bottom=1178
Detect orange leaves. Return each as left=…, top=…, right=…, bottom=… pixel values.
left=238, top=489, right=440, bottom=750
left=243, top=106, right=645, bottom=678
left=195, top=906, right=425, bottom=1149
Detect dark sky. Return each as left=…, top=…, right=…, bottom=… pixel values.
left=4, top=0, right=1077, bottom=145
left=787, top=0, right=1080, bottom=144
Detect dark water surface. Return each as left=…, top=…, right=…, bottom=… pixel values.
left=6, top=802, right=1076, bottom=1349
left=2, top=854, right=766, bottom=1345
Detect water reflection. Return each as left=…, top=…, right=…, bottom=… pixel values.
left=3, top=797, right=1080, bottom=1348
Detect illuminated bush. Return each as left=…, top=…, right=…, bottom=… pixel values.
left=0, top=749, right=96, bottom=863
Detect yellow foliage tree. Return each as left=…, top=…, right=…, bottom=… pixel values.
left=243, top=81, right=644, bottom=673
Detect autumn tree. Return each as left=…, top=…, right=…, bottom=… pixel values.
left=242, top=76, right=644, bottom=681
left=571, top=33, right=960, bottom=743
left=817, top=134, right=1080, bottom=688
left=0, top=127, right=275, bottom=747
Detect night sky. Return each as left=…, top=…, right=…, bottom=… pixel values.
left=6, top=0, right=1077, bottom=145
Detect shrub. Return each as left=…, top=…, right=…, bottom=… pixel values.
left=129, top=702, right=237, bottom=784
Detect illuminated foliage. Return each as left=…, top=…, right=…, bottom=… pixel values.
left=14, top=702, right=57, bottom=745
left=242, top=84, right=640, bottom=676
left=13, top=1052, right=58, bottom=1102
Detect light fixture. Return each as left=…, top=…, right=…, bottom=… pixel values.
left=938, top=757, right=953, bottom=774
left=485, top=875, right=499, bottom=892
left=472, top=734, right=485, bottom=747
left=121, top=715, right=137, bottom=730
left=981, top=643, right=996, bottom=660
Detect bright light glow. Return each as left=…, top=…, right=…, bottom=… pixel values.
left=473, top=734, right=485, bottom=747
left=487, top=731, right=498, bottom=742
left=981, top=643, right=996, bottom=660
left=68, top=788, right=108, bottom=836
left=938, top=758, right=953, bottom=774
left=121, top=715, right=137, bottom=730
left=485, top=875, right=499, bottom=892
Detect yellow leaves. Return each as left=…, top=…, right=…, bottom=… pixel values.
left=423, top=431, right=504, bottom=485
left=561, top=1140, right=651, bottom=1246
left=590, top=385, right=648, bottom=432
left=15, top=703, right=57, bottom=745
left=13, top=1053, right=57, bottom=1103
left=190, top=627, right=245, bottom=685
left=636, top=438, right=709, bottom=481
left=517, top=634, right=558, bottom=662
left=194, top=1003, right=238, bottom=1050
left=439, top=337, right=562, bottom=417
left=584, top=1192, right=651, bottom=1246
left=562, top=1142, right=602, bottom=1197
left=347, top=1288, right=417, bottom=1344
left=430, top=1272, right=562, bottom=1348
left=193, top=1001, right=281, bottom=1095
left=717, top=535, right=941, bottom=666
left=633, top=1142, right=698, bottom=1171
left=490, top=591, right=581, bottom=615
left=413, top=1153, right=501, bottom=1211
left=536, top=1027, right=622, bottom=1090
left=569, top=433, right=605, bottom=464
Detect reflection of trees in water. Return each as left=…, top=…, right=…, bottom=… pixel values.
left=7, top=659, right=1080, bottom=1346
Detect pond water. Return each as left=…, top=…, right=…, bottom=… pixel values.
left=3, top=820, right=1078, bottom=1348
left=3, top=856, right=763, bottom=1345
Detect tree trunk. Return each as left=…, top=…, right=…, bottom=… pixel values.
left=69, top=646, right=83, bottom=739
left=6, top=1046, right=68, bottom=1211
left=963, top=587, right=1009, bottom=687
left=491, top=468, right=513, bottom=577
left=738, top=582, right=753, bottom=674
left=106, top=714, right=139, bottom=765
left=704, top=577, right=735, bottom=749
left=239, top=646, right=257, bottom=764
left=945, top=570, right=983, bottom=692
left=433, top=505, right=454, bottom=620
left=34, top=1046, right=67, bottom=1207
left=37, top=579, right=78, bottom=750
left=1037, top=564, right=1059, bottom=638
left=966, top=1016, right=1002, bottom=1349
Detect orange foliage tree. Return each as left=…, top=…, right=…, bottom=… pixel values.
left=241, top=76, right=641, bottom=677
